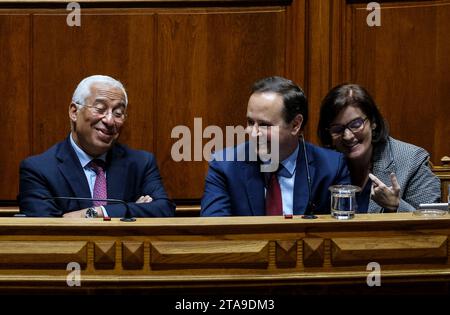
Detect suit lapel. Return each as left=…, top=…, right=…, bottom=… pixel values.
left=105, top=144, right=127, bottom=201
left=56, top=137, right=92, bottom=209
left=293, top=142, right=315, bottom=215
left=243, top=161, right=265, bottom=216
left=368, top=140, right=395, bottom=213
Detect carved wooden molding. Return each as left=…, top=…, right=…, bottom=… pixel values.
left=150, top=240, right=269, bottom=269
left=331, top=236, right=448, bottom=265
left=0, top=241, right=87, bottom=269
left=303, top=238, right=325, bottom=267
left=122, top=241, right=144, bottom=269
left=94, top=241, right=116, bottom=269
left=275, top=240, right=297, bottom=268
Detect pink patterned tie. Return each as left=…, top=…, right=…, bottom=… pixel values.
left=90, top=159, right=107, bottom=206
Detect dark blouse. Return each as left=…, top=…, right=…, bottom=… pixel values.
left=356, top=179, right=372, bottom=213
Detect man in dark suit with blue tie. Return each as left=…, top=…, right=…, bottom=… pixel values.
left=201, top=76, right=350, bottom=216
left=19, top=75, right=175, bottom=218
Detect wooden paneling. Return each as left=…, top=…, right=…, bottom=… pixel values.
left=0, top=0, right=449, bottom=202
left=0, top=214, right=449, bottom=293
left=343, top=1, right=450, bottom=164
left=32, top=11, right=156, bottom=154
left=0, top=14, right=31, bottom=200
left=156, top=9, right=286, bottom=199
left=304, top=0, right=333, bottom=138
left=285, top=0, right=306, bottom=92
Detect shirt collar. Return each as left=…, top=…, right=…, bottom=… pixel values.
left=280, top=143, right=298, bottom=177
left=69, top=133, right=107, bottom=168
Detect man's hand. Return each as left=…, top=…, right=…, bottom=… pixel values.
left=136, top=195, right=153, bottom=203
left=63, top=207, right=104, bottom=218
left=369, top=173, right=401, bottom=212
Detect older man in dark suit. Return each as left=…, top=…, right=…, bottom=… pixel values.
left=19, top=75, right=174, bottom=218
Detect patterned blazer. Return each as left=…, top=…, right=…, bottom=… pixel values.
left=368, top=137, right=441, bottom=213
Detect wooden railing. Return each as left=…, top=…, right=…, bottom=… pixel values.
left=0, top=213, right=449, bottom=294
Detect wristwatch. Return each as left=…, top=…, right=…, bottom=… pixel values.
left=85, top=207, right=99, bottom=218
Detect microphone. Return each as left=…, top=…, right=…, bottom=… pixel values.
left=44, top=196, right=136, bottom=222
left=300, top=134, right=317, bottom=219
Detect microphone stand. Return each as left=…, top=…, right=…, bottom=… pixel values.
left=44, top=196, right=136, bottom=222
left=300, top=135, right=318, bottom=219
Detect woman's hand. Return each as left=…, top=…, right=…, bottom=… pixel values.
left=369, top=173, right=400, bottom=212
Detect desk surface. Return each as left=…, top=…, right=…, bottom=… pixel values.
left=0, top=213, right=449, bottom=294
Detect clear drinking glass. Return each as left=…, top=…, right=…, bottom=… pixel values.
left=329, top=185, right=361, bottom=220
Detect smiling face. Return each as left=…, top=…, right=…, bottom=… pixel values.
left=246, top=92, right=303, bottom=162
left=69, top=83, right=126, bottom=157
left=330, top=105, right=375, bottom=164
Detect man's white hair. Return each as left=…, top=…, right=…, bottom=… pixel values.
left=72, top=75, right=128, bottom=107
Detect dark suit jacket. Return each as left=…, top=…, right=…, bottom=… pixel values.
left=201, top=141, right=351, bottom=216
left=19, top=136, right=175, bottom=217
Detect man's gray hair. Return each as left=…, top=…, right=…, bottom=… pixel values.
left=72, top=75, right=128, bottom=107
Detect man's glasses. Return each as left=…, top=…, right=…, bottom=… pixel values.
left=328, top=117, right=368, bottom=138
left=77, top=103, right=127, bottom=123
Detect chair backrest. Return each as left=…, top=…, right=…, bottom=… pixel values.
left=431, top=156, right=450, bottom=203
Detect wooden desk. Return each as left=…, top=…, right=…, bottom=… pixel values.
left=0, top=206, right=200, bottom=217
left=0, top=213, right=449, bottom=294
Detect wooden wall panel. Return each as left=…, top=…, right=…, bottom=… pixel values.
left=1, top=0, right=448, bottom=203
left=304, top=0, right=333, bottom=139
left=156, top=9, right=286, bottom=199
left=285, top=0, right=306, bottom=92
left=343, top=1, right=450, bottom=164
left=0, top=13, right=30, bottom=200
left=32, top=11, right=155, bottom=155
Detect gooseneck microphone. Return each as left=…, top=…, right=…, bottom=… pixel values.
left=44, top=196, right=136, bottom=222
left=300, top=135, right=318, bottom=219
